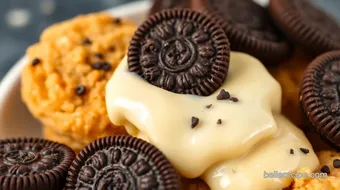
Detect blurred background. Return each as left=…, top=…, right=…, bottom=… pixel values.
left=0, top=0, right=339, bottom=80
left=0, top=0, right=140, bottom=79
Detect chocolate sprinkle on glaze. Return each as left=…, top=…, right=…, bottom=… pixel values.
left=128, top=9, right=230, bottom=96
left=321, top=165, right=331, bottom=174
left=229, top=97, right=239, bottom=102
left=191, top=117, right=199, bottom=128
left=290, top=149, right=294, bottom=155
left=206, top=104, right=212, bottom=109
left=83, top=38, right=92, bottom=45
left=333, top=159, right=340, bottom=168
left=75, top=85, right=86, bottom=96
left=217, top=89, right=230, bottom=100
left=300, top=148, right=309, bottom=154
left=217, top=119, right=222, bottom=125
left=32, top=58, right=41, bottom=66
left=64, top=136, right=180, bottom=190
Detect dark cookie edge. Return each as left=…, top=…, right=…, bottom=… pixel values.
left=0, top=138, right=75, bottom=190
left=202, top=1, right=291, bottom=63
left=269, top=0, right=340, bottom=55
left=128, top=8, right=230, bottom=96
left=300, top=50, right=340, bottom=147
left=64, top=135, right=181, bottom=190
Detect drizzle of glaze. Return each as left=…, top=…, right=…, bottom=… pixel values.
left=106, top=52, right=318, bottom=189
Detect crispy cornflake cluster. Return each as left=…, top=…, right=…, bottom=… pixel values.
left=21, top=13, right=137, bottom=151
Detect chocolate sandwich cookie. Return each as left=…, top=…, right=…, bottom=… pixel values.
left=300, top=51, right=340, bottom=148
left=0, top=138, right=75, bottom=190
left=269, top=0, right=340, bottom=55
left=128, top=9, right=230, bottom=96
left=65, top=136, right=181, bottom=190
left=149, top=0, right=190, bottom=15
left=203, top=0, right=290, bottom=62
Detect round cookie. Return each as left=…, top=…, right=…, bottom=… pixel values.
left=128, top=8, right=230, bottom=96
left=65, top=135, right=181, bottom=189
left=149, top=0, right=190, bottom=15
left=300, top=51, right=340, bottom=147
left=0, top=138, right=75, bottom=190
left=204, top=0, right=290, bottom=62
left=21, top=13, right=136, bottom=151
left=269, top=0, right=340, bottom=55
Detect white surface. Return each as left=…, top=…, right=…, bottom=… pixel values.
left=0, top=0, right=269, bottom=139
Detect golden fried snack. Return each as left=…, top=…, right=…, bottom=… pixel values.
left=290, top=151, right=340, bottom=190
left=21, top=13, right=136, bottom=151
left=317, top=151, right=340, bottom=178
left=291, top=169, right=340, bottom=190
left=43, top=124, right=126, bottom=153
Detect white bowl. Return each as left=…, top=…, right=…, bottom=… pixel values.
left=0, top=0, right=269, bottom=139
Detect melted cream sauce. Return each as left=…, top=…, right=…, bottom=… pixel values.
left=106, top=52, right=319, bottom=189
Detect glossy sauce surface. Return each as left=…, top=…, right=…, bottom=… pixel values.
left=106, top=52, right=319, bottom=189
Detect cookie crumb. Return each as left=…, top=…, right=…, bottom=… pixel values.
left=31, top=58, right=41, bottom=66
left=91, top=62, right=111, bottom=71
left=102, top=62, right=112, bottom=71
left=94, top=53, right=104, bottom=59
left=333, top=159, right=340, bottom=168
left=83, top=38, right=92, bottom=45
left=91, top=62, right=102, bottom=70
left=229, top=97, right=239, bottom=102
left=114, top=18, right=121, bottom=24
left=191, top=117, right=199, bottom=128
left=206, top=104, right=212, bottom=109
left=300, top=148, right=310, bottom=154
left=217, top=119, right=222, bottom=125
left=320, top=165, right=331, bottom=174
left=290, top=149, right=294, bottom=154
left=217, top=89, right=230, bottom=100
left=75, top=85, right=86, bottom=96
left=108, top=46, right=115, bottom=52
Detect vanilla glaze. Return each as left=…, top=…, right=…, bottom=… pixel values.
left=106, top=52, right=319, bottom=189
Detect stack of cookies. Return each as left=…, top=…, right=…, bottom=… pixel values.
left=0, top=136, right=182, bottom=189
left=7, top=0, right=340, bottom=189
